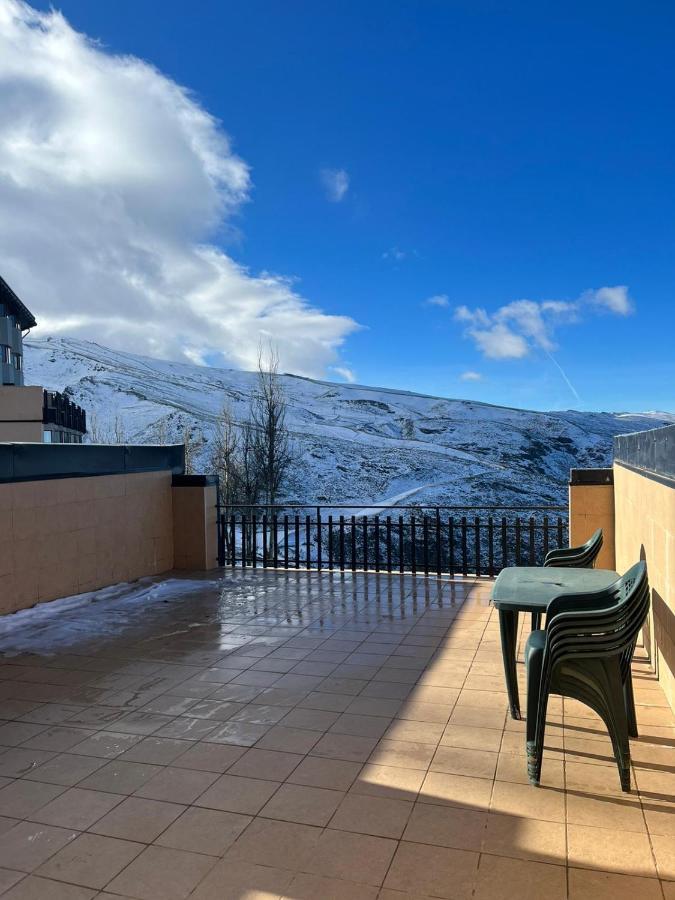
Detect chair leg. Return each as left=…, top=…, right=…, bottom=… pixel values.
left=624, top=674, right=639, bottom=739
left=528, top=681, right=549, bottom=787
left=596, top=663, right=632, bottom=792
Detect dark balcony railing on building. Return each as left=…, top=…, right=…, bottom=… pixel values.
left=216, top=504, right=569, bottom=578
left=42, top=390, right=87, bottom=434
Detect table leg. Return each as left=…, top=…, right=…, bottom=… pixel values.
left=498, top=608, right=520, bottom=719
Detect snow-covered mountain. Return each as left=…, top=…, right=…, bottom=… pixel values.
left=24, top=336, right=674, bottom=508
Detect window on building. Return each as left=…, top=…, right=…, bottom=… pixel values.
left=14, top=354, right=22, bottom=371
left=1, top=345, right=11, bottom=364
left=43, top=430, right=53, bottom=443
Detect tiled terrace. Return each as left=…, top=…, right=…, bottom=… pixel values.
left=0, top=570, right=673, bottom=900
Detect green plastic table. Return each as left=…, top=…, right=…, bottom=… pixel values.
left=491, top=566, right=619, bottom=719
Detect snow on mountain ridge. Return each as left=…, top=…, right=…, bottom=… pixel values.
left=24, top=336, right=674, bottom=508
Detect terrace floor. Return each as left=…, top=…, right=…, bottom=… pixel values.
left=0, top=570, right=674, bottom=900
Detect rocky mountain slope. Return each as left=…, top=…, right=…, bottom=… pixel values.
left=24, top=336, right=673, bottom=509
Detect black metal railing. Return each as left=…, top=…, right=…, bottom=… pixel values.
left=216, top=504, right=568, bottom=578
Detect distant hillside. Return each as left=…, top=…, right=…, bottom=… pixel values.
left=24, top=336, right=674, bottom=508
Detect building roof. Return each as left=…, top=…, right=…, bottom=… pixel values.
left=0, top=275, right=37, bottom=330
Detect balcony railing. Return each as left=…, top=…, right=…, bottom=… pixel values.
left=216, top=504, right=569, bottom=578
left=42, top=390, right=87, bottom=433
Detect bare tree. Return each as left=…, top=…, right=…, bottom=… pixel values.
left=113, top=413, right=127, bottom=444
left=237, top=418, right=261, bottom=508
left=251, top=342, right=291, bottom=511
left=210, top=401, right=240, bottom=507
left=183, top=425, right=198, bottom=475
left=87, top=410, right=108, bottom=444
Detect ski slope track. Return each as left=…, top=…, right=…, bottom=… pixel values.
left=24, top=337, right=674, bottom=509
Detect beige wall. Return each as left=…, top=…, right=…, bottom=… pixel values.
left=0, top=471, right=174, bottom=616
left=568, top=482, right=616, bottom=570
left=172, top=483, right=218, bottom=571
left=614, top=462, right=675, bottom=712
left=0, top=385, right=43, bottom=443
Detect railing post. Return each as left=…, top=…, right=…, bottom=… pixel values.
left=410, top=515, right=417, bottom=575
left=339, top=515, right=345, bottom=571
left=374, top=516, right=380, bottom=572
left=386, top=516, right=392, bottom=573
left=474, top=515, right=481, bottom=577
left=363, top=515, right=369, bottom=572
left=435, top=510, right=442, bottom=578
left=305, top=513, right=311, bottom=570
left=515, top=517, right=522, bottom=566
left=543, top=515, right=549, bottom=560
left=423, top=515, right=429, bottom=577
left=461, top=516, right=468, bottom=577
left=328, top=514, right=334, bottom=571
left=294, top=514, right=300, bottom=569
left=351, top=515, right=356, bottom=571
left=398, top=515, right=404, bottom=574
left=529, top=516, right=535, bottom=565
left=262, top=514, right=268, bottom=568
left=488, top=516, right=494, bottom=577
left=251, top=514, right=257, bottom=568
left=316, top=508, right=322, bottom=572
left=241, top=515, right=247, bottom=569
left=230, top=514, right=236, bottom=567
left=448, top=516, right=455, bottom=578
left=284, top=515, right=289, bottom=569
left=501, top=516, right=507, bottom=569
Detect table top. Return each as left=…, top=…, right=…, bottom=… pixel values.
left=491, top=566, right=619, bottom=612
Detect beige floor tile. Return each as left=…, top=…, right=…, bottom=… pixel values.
left=566, top=791, right=646, bottom=832
left=310, top=732, right=379, bottom=763
left=651, top=832, right=675, bottom=881
left=303, top=827, right=397, bottom=885
left=383, top=841, right=479, bottom=898
left=226, top=817, right=321, bottom=870
left=24, top=752, right=107, bottom=786
left=283, top=871, right=379, bottom=900
left=567, top=867, right=664, bottom=899
left=403, top=803, right=486, bottom=851
left=279, top=707, right=340, bottom=731
left=155, top=806, right=250, bottom=855
left=473, top=853, right=566, bottom=900
left=120, top=737, right=193, bottom=766
left=634, top=767, right=675, bottom=799
left=288, top=756, right=361, bottom=791
left=196, top=773, right=280, bottom=814
left=260, top=782, right=343, bottom=826
left=106, top=845, right=217, bottom=900
left=565, top=762, right=627, bottom=796
left=255, top=724, right=321, bottom=753
left=496, top=752, right=564, bottom=788
left=190, top=859, right=294, bottom=900
left=368, top=739, right=436, bottom=771
left=419, top=770, right=492, bottom=810
left=441, top=724, right=503, bottom=752
left=345, top=697, right=402, bottom=718
left=35, top=832, right=143, bottom=889
left=350, top=763, right=424, bottom=800
left=482, top=813, right=566, bottom=864
left=29, top=787, right=123, bottom=830
left=0, top=822, right=78, bottom=873
left=662, top=881, right=675, bottom=899
left=90, top=796, right=184, bottom=842
left=134, top=766, right=218, bottom=803
left=78, top=760, right=162, bottom=794
left=329, top=793, right=413, bottom=838
left=385, top=719, right=445, bottom=744
left=228, top=747, right=303, bottom=780
left=431, top=745, right=498, bottom=779
left=408, top=686, right=463, bottom=706
left=395, top=701, right=453, bottom=724
left=490, top=781, right=565, bottom=823
left=567, top=822, right=657, bottom=878
left=643, top=799, right=675, bottom=836
left=0, top=875, right=97, bottom=899
left=171, top=741, right=245, bottom=772
left=448, top=706, right=506, bottom=729
left=0, top=868, right=23, bottom=895
left=0, top=779, right=65, bottom=818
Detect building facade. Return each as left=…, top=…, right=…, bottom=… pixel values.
left=0, top=276, right=87, bottom=443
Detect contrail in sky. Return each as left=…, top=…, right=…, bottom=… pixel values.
left=546, top=351, right=582, bottom=405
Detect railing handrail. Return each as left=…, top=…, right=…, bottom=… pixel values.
left=217, top=502, right=568, bottom=511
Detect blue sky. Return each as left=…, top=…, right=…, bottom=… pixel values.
left=17, top=2, right=675, bottom=411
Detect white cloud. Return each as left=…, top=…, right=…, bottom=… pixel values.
left=320, top=167, right=349, bottom=202
left=0, top=1, right=359, bottom=377
left=424, top=294, right=450, bottom=308
left=460, top=371, right=482, bottom=382
left=455, top=287, right=632, bottom=360
left=383, top=247, right=404, bottom=261
left=332, top=366, right=356, bottom=383
left=583, top=285, right=633, bottom=316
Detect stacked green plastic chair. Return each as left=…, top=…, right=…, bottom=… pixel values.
left=531, top=528, right=604, bottom=630
left=525, top=560, right=649, bottom=792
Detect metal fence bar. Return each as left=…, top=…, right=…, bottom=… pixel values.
left=215, top=503, right=569, bottom=575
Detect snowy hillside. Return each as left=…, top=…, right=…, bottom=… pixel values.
left=24, top=337, right=674, bottom=508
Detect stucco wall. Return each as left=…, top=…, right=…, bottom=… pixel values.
left=568, top=482, right=616, bottom=570
left=0, top=471, right=174, bottom=615
left=0, top=385, right=43, bottom=442
left=614, top=462, right=675, bottom=712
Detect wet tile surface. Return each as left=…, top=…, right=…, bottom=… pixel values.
left=0, top=569, right=673, bottom=898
